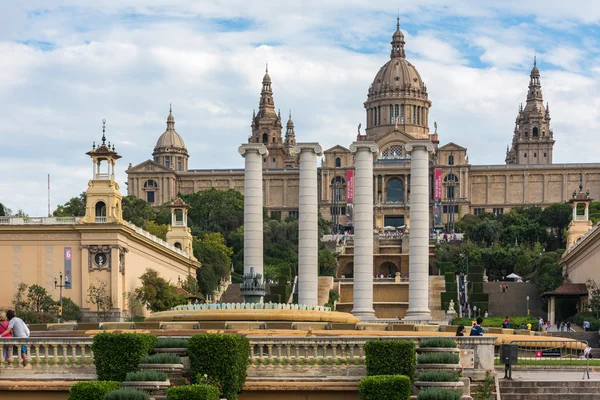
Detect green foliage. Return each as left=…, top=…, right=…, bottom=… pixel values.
left=358, top=375, right=411, bottom=400
left=54, top=193, right=86, bottom=217
left=0, top=202, right=5, bottom=216
left=471, top=282, right=483, bottom=294
left=155, top=338, right=188, bottom=348
left=417, top=353, right=460, bottom=365
left=182, top=188, right=244, bottom=238
left=181, top=275, right=203, bottom=299
left=364, top=339, right=416, bottom=379
left=140, top=353, right=181, bottom=364
left=165, top=384, right=220, bottom=400
left=473, top=371, right=495, bottom=400
left=10, top=283, right=59, bottom=323
left=124, top=370, right=168, bottom=381
left=325, top=290, right=340, bottom=309
left=469, top=293, right=489, bottom=302
left=188, top=333, right=250, bottom=400
left=419, top=338, right=457, bottom=348
left=103, top=388, right=150, bottom=400
left=570, top=312, right=600, bottom=331
left=263, top=294, right=280, bottom=303
left=416, top=371, right=459, bottom=382
left=135, top=268, right=187, bottom=312
left=533, top=254, right=563, bottom=296
left=68, top=381, right=122, bottom=400
left=27, top=284, right=56, bottom=313
left=87, top=280, right=114, bottom=322
left=318, top=248, right=338, bottom=276
left=145, top=220, right=169, bottom=240
left=124, top=292, right=144, bottom=322
left=92, top=332, right=157, bottom=381
left=417, top=388, right=462, bottom=400
left=586, top=280, right=600, bottom=318
left=451, top=316, right=538, bottom=328
left=514, top=254, right=533, bottom=277
left=439, top=262, right=456, bottom=275
left=62, top=297, right=83, bottom=322
left=193, top=232, right=233, bottom=297
left=122, top=195, right=155, bottom=228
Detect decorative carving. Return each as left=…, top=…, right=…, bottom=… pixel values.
left=119, top=247, right=129, bottom=275
left=82, top=245, right=112, bottom=272
left=238, top=143, right=269, bottom=157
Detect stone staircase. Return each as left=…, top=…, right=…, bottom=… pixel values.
left=499, top=380, right=600, bottom=399
left=220, top=283, right=243, bottom=304
left=484, top=282, right=544, bottom=318
left=429, top=275, right=446, bottom=321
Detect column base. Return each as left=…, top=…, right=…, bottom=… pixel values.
left=403, top=309, right=432, bottom=323
left=351, top=308, right=377, bottom=321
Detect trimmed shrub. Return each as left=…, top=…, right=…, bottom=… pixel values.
left=467, top=273, right=483, bottom=283
left=417, top=371, right=459, bottom=382
left=439, top=263, right=456, bottom=275
left=445, top=282, right=456, bottom=292
left=263, top=294, right=281, bottom=303
left=358, top=375, right=411, bottom=400
left=140, top=353, right=181, bottom=364
left=468, top=264, right=484, bottom=274
left=472, top=302, right=489, bottom=314
left=155, top=338, right=188, bottom=349
left=166, top=384, right=220, bottom=400
left=417, top=353, right=460, bottom=365
left=419, top=338, right=457, bottom=348
left=364, top=339, right=416, bottom=379
left=124, top=370, right=168, bottom=382
left=188, top=333, right=250, bottom=400
left=103, top=388, right=150, bottom=400
left=469, top=293, right=489, bottom=302
left=452, top=316, right=537, bottom=328
left=417, top=388, right=462, bottom=400
left=444, top=272, right=456, bottom=283
left=92, top=333, right=157, bottom=381
left=471, top=282, right=483, bottom=293
left=69, top=381, right=122, bottom=400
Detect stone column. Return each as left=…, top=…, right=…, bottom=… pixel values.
left=404, top=140, right=434, bottom=321
left=238, top=144, right=268, bottom=303
left=295, top=143, right=323, bottom=306
left=349, top=141, right=378, bottom=320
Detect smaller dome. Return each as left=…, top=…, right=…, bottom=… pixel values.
left=154, top=106, right=187, bottom=151
left=530, top=56, right=539, bottom=77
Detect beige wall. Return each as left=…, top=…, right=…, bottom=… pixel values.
left=561, top=225, right=600, bottom=287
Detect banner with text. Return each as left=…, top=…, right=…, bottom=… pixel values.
left=346, top=170, right=354, bottom=202
left=64, top=247, right=72, bottom=289
left=434, top=168, right=443, bottom=200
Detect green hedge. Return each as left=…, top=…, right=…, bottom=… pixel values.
left=166, top=384, right=220, bottom=400
left=358, top=375, right=411, bottom=400
left=68, top=381, right=122, bottom=400
left=469, top=293, right=489, bottom=302
left=445, top=282, right=456, bottom=292
left=467, top=273, right=483, bottom=283
left=439, top=263, right=456, bottom=275
left=92, top=333, right=157, bottom=381
left=468, top=264, right=484, bottom=274
left=444, top=272, right=456, bottom=283
left=417, top=353, right=460, bottom=365
left=451, top=316, right=538, bottom=328
left=417, top=388, right=462, bottom=400
left=140, top=353, right=181, bottom=364
left=263, top=294, right=281, bottom=303
left=417, top=371, right=459, bottom=382
left=364, top=339, right=416, bottom=379
left=269, top=286, right=289, bottom=301
left=279, top=267, right=292, bottom=281
left=570, top=312, right=600, bottom=331
left=155, top=338, right=188, bottom=348
left=419, top=338, right=457, bottom=348
left=103, top=388, right=150, bottom=400
left=471, top=282, right=483, bottom=294
left=472, top=302, right=489, bottom=313
left=124, top=370, right=168, bottom=382
left=188, top=333, right=250, bottom=400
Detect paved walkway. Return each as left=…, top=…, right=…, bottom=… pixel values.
left=506, top=371, right=600, bottom=381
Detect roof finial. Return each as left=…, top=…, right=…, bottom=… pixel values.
left=102, top=119, right=106, bottom=144
left=397, top=11, right=400, bottom=30
left=289, top=109, right=292, bottom=119
left=534, top=54, right=537, bottom=67
left=170, top=102, right=172, bottom=113
left=265, top=62, right=268, bottom=73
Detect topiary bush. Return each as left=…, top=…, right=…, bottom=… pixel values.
left=155, top=338, right=188, bottom=348
left=419, top=338, right=457, bottom=348
left=103, top=388, right=150, bottom=400
left=358, top=375, right=411, bottom=400
left=417, top=353, right=460, bottom=365
left=140, top=353, right=181, bottom=364
left=417, top=388, right=462, bottom=400
left=188, top=333, right=250, bottom=400
left=451, top=316, right=537, bottom=328
left=124, top=370, right=168, bottom=382
left=416, top=371, right=459, bottom=382
left=364, top=339, right=416, bottom=379
left=165, top=384, right=220, bottom=400
left=92, top=332, right=157, bottom=381
left=69, top=381, right=122, bottom=400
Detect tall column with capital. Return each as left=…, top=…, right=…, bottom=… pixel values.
left=404, top=140, right=434, bottom=321
left=350, top=141, right=378, bottom=320
left=238, top=143, right=268, bottom=303
left=295, top=143, right=323, bottom=306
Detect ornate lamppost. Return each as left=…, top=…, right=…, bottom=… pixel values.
left=54, top=270, right=69, bottom=322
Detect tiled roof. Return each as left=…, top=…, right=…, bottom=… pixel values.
left=542, top=283, right=587, bottom=297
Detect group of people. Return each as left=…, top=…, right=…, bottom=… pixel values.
left=0, top=310, right=31, bottom=362
left=555, top=320, right=573, bottom=332
left=499, top=284, right=510, bottom=293
left=455, top=317, right=485, bottom=337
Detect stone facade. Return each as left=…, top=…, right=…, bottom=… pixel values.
left=127, top=22, right=600, bottom=235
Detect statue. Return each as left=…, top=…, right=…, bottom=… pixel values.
left=434, top=121, right=438, bottom=134
left=448, top=299, right=456, bottom=313
left=357, top=123, right=362, bottom=136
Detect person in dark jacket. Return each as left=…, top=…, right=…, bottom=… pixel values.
left=470, top=317, right=484, bottom=336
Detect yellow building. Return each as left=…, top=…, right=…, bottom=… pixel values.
left=0, top=123, right=200, bottom=320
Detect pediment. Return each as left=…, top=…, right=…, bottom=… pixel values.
left=376, top=129, right=414, bottom=150
left=127, top=160, right=175, bottom=174
left=439, top=142, right=467, bottom=151
left=324, top=145, right=350, bottom=153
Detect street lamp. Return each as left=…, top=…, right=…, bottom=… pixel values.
left=526, top=296, right=530, bottom=316
left=54, top=270, right=69, bottom=323
left=473, top=305, right=477, bottom=319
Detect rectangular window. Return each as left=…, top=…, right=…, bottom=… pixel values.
left=534, top=153, right=537, bottom=158
left=165, top=156, right=171, bottom=169
left=372, top=108, right=376, bottom=126
left=389, top=105, right=394, bottom=124
left=395, top=104, right=399, bottom=119
left=288, top=210, right=299, bottom=219
left=400, top=105, right=405, bottom=124
left=442, top=205, right=459, bottom=214
left=473, top=208, right=485, bottom=216
left=263, top=158, right=266, bottom=163
left=177, top=158, right=182, bottom=171
left=377, top=106, right=381, bottom=125
left=147, top=191, right=155, bottom=203
left=413, top=106, right=416, bottom=124
left=272, top=157, right=276, bottom=163
left=493, top=208, right=504, bottom=216
left=544, top=153, right=547, bottom=157
left=417, top=107, right=420, bottom=125
left=447, top=185, right=455, bottom=200
left=524, top=153, right=527, bottom=158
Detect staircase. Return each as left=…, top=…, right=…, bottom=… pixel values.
left=484, top=282, right=544, bottom=318
left=220, top=283, right=243, bottom=304
left=429, top=276, right=446, bottom=321
left=500, top=380, right=600, bottom=400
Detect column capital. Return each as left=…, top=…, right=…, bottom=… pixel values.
left=405, top=140, right=434, bottom=153
left=238, top=143, right=269, bottom=157
left=294, top=142, right=323, bottom=156
left=350, top=141, right=378, bottom=153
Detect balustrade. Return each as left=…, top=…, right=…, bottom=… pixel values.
left=0, top=338, right=94, bottom=370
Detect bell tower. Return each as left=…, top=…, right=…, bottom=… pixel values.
left=566, top=175, right=593, bottom=249
left=81, top=119, right=123, bottom=224
left=166, top=198, right=196, bottom=259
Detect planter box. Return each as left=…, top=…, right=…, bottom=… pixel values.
left=122, top=380, right=170, bottom=396
left=415, top=381, right=464, bottom=390
left=139, top=363, right=184, bottom=381
left=417, top=348, right=460, bottom=354
left=153, top=347, right=188, bottom=357
left=416, top=363, right=462, bottom=373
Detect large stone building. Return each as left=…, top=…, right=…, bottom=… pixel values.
left=127, top=20, right=600, bottom=233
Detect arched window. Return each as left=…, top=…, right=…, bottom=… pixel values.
left=143, top=180, right=158, bottom=188
left=386, top=178, right=404, bottom=203
left=165, top=156, right=171, bottom=169
left=272, top=137, right=276, bottom=143
left=95, top=202, right=106, bottom=222
left=174, top=242, right=182, bottom=249
left=533, top=127, right=539, bottom=137
left=331, top=176, right=346, bottom=201
left=262, top=133, right=268, bottom=144
left=444, top=174, right=459, bottom=200
left=177, top=158, right=183, bottom=171
left=335, top=157, right=341, bottom=168
left=389, top=104, right=394, bottom=124
left=144, top=180, right=158, bottom=203
left=380, top=145, right=404, bottom=159
left=400, top=104, right=405, bottom=124
left=448, top=154, right=455, bottom=166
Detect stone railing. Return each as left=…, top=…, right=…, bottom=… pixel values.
left=0, top=216, right=81, bottom=225
left=124, top=221, right=190, bottom=259
left=0, top=337, right=94, bottom=370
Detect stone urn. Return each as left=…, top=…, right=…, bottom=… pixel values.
left=139, top=363, right=184, bottom=381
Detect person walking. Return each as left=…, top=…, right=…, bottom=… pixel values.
left=567, top=321, right=572, bottom=332
left=584, top=320, right=590, bottom=332
left=0, top=310, right=31, bottom=363
left=0, top=311, right=11, bottom=361
left=504, top=316, right=511, bottom=329
left=547, top=321, right=551, bottom=332
left=470, top=318, right=484, bottom=336
left=538, top=317, right=544, bottom=332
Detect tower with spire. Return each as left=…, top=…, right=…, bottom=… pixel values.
left=249, top=65, right=297, bottom=168
left=153, top=104, right=189, bottom=172
left=506, top=58, right=554, bottom=165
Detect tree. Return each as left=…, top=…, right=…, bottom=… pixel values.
left=53, top=193, right=86, bottom=217
left=135, top=268, right=186, bottom=312
left=26, top=284, right=56, bottom=313
left=319, top=248, right=338, bottom=276
left=182, top=188, right=244, bottom=237
left=193, top=233, right=233, bottom=297
left=124, top=291, right=144, bottom=321
left=586, top=279, right=600, bottom=318
left=88, top=280, right=114, bottom=322
left=12, top=282, right=28, bottom=312
left=122, top=195, right=155, bottom=227
left=0, top=202, right=5, bottom=216
left=470, top=219, right=502, bottom=245
left=514, top=254, right=533, bottom=278
left=181, top=275, right=202, bottom=298
left=61, top=297, right=83, bottom=322
left=145, top=220, right=169, bottom=240
left=541, top=203, right=572, bottom=246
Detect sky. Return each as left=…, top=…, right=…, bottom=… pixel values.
left=1, top=0, right=600, bottom=216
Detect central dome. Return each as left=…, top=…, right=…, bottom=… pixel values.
left=154, top=107, right=187, bottom=151
left=369, top=58, right=424, bottom=97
